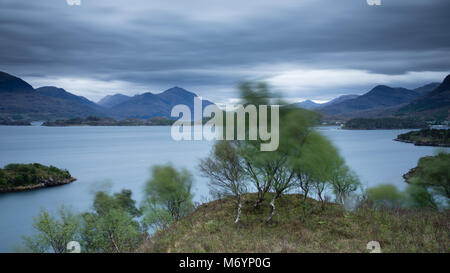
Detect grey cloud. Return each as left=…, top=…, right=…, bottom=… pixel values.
left=0, top=0, right=449, bottom=102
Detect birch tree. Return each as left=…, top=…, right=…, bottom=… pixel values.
left=199, top=141, right=247, bottom=224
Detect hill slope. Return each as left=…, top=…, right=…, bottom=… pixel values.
left=413, top=83, right=440, bottom=96
left=320, top=85, right=421, bottom=118
left=0, top=71, right=34, bottom=93
left=319, top=94, right=359, bottom=108
left=396, top=74, right=450, bottom=120
left=139, top=193, right=449, bottom=253
left=36, top=86, right=104, bottom=111
left=0, top=71, right=105, bottom=120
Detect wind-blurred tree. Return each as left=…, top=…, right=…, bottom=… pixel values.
left=403, top=151, right=449, bottom=207
left=80, top=189, right=143, bottom=253
left=237, top=82, right=280, bottom=209
left=366, top=184, right=405, bottom=208
left=23, top=189, right=145, bottom=253
left=141, top=164, right=194, bottom=230
left=22, top=207, right=80, bottom=253
left=329, top=161, right=361, bottom=205
left=405, top=184, right=438, bottom=209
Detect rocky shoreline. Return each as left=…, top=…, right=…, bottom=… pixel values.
left=0, top=177, right=76, bottom=193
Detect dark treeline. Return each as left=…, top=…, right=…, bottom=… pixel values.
left=42, top=116, right=174, bottom=126
left=0, top=117, right=31, bottom=126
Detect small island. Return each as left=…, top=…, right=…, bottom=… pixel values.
left=395, top=129, right=449, bottom=147
left=342, top=118, right=427, bottom=130
left=42, top=116, right=175, bottom=126
left=0, top=163, right=76, bottom=193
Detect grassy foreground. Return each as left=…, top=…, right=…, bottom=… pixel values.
left=139, top=193, right=449, bottom=253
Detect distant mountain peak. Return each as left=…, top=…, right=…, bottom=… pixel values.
left=97, top=93, right=131, bottom=108
left=373, top=85, right=390, bottom=89
left=37, top=86, right=77, bottom=98
left=37, top=86, right=67, bottom=93
left=162, top=86, right=197, bottom=97
left=107, top=87, right=214, bottom=119
left=36, top=85, right=103, bottom=112
left=292, top=99, right=321, bottom=110
left=369, top=85, right=393, bottom=92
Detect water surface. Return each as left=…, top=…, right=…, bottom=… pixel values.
left=0, top=125, right=447, bottom=252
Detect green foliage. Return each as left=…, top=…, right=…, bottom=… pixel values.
left=367, top=151, right=449, bottom=210
left=0, top=163, right=72, bottom=189
left=93, top=189, right=141, bottom=217
left=22, top=207, right=80, bottom=253
left=200, top=141, right=248, bottom=223
left=366, top=184, right=405, bottom=208
left=403, top=151, right=449, bottom=207
left=81, top=210, right=142, bottom=253
left=329, top=164, right=361, bottom=204
left=206, top=82, right=358, bottom=221
left=200, top=141, right=247, bottom=198
left=405, top=184, right=437, bottom=209
left=23, top=190, right=145, bottom=253
left=236, top=83, right=321, bottom=209
left=142, top=164, right=194, bottom=230
left=0, top=169, right=7, bottom=186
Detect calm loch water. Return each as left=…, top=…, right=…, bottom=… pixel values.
left=0, top=125, right=447, bottom=252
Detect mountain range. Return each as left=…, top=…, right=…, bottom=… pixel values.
left=292, top=94, right=360, bottom=110
left=0, top=71, right=214, bottom=120
left=0, top=72, right=103, bottom=119
left=292, top=77, right=448, bottom=120
left=107, top=87, right=214, bottom=119
left=0, top=70, right=448, bottom=121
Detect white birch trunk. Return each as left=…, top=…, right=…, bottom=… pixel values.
left=234, top=200, right=242, bottom=224
left=266, top=194, right=278, bottom=222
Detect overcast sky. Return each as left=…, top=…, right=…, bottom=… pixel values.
left=0, top=0, right=449, bottom=104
